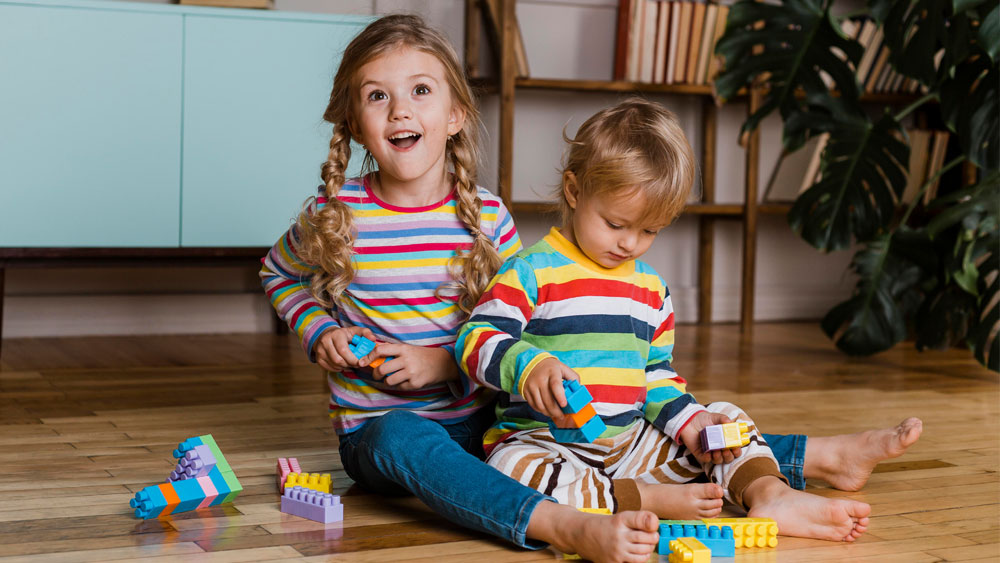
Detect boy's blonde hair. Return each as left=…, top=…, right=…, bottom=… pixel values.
left=297, top=14, right=501, bottom=314
left=556, top=98, right=696, bottom=227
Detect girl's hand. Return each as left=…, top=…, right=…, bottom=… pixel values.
left=315, top=326, right=378, bottom=372
left=678, top=411, right=743, bottom=465
left=521, top=357, right=578, bottom=425
left=366, top=343, right=459, bottom=391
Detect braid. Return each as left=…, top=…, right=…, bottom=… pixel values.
left=297, top=123, right=356, bottom=308
left=446, top=131, right=503, bottom=315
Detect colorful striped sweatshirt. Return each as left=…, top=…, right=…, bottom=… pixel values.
left=261, top=176, right=521, bottom=434
left=456, top=227, right=707, bottom=453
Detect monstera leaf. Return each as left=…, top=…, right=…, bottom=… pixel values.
left=714, top=0, right=864, bottom=150
left=788, top=112, right=909, bottom=251
left=822, top=232, right=926, bottom=355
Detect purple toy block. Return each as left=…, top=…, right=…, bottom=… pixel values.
left=169, top=444, right=217, bottom=482
left=280, top=486, right=343, bottom=524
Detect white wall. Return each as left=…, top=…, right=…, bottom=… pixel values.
left=2, top=0, right=854, bottom=337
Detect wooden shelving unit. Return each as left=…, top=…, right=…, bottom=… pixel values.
left=466, top=0, right=796, bottom=331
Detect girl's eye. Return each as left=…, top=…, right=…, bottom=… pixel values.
left=414, top=84, right=430, bottom=95
left=367, top=90, right=387, bottom=102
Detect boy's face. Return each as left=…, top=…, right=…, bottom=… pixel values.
left=562, top=177, right=666, bottom=269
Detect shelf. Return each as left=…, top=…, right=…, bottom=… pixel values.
left=516, top=77, right=715, bottom=96
left=508, top=202, right=791, bottom=217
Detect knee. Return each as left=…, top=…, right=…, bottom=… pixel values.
left=362, top=410, right=447, bottom=452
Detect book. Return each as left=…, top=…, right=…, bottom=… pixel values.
left=694, top=3, right=718, bottom=85
left=685, top=1, right=707, bottom=84
left=763, top=134, right=829, bottom=202
left=665, top=1, right=681, bottom=84
left=628, top=0, right=645, bottom=81
left=706, top=4, right=729, bottom=83
left=864, top=45, right=889, bottom=92
left=856, top=24, right=883, bottom=86
left=673, top=0, right=693, bottom=83
left=900, top=129, right=932, bottom=204
left=614, top=0, right=632, bottom=80
left=482, top=0, right=531, bottom=77
left=653, top=2, right=671, bottom=83
left=641, top=0, right=659, bottom=82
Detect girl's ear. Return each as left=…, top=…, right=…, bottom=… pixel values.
left=562, top=171, right=580, bottom=209
left=447, top=104, right=467, bottom=137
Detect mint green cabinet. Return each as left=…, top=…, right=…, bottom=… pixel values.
left=0, top=0, right=370, bottom=248
left=0, top=2, right=183, bottom=247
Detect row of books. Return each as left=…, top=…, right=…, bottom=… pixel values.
left=836, top=19, right=926, bottom=95
left=765, top=130, right=951, bottom=204
left=614, top=0, right=730, bottom=85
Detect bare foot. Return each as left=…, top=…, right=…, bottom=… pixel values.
left=745, top=476, right=871, bottom=542
left=805, top=417, right=923, bottom=491
left=527, top=501, right=658, bottom=563
left=637, top=482, right=724, bottom=519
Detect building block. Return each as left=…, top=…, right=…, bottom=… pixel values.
left=561, top=379, right=594, bottom=414
left=699, top=422, right=750, bottom=452
left=280, top=486, right=344, bottom=524
left=130, top=433, right=242, bottom=518
left=666, top=537, right=710, bottom=563
left=277, top=457, right=302, bottom=493
left=348, top=335, right=394, bottom=368
left=284, top=472, right=332, bottom=494
left=168, top=444, right=217, bottom=482
left=550, top=416, right=606, bottom=443
left=702, top=517, right=778, bottom=548
left=657, top=522, right=734, bottom=556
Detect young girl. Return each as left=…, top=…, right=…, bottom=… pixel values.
left=260, top=14, right=662, bottom=562
left=261, top=14, right=921, bottom=561
left=455, top=98, right=882, bottom=542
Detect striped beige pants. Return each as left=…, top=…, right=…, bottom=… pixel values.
left=485, top=402, right=785, bottom=511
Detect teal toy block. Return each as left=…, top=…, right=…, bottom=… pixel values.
left=550, top=415, right=606, bottom=443
left=348, top=334, right=376, bottom=358
left=172, top=479, right=206, bottom=513
left=129, top=486, right=168, bottom=519
left=561, top=380, right=593, bottom=414
left=657, top=522, right=734, bottom=556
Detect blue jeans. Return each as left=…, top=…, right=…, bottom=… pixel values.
left=338, top=408, right=551, bottom=549
left=763, top=433, right=807, bottom=490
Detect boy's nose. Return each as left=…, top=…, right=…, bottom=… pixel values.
left=618, top=233, right=637, bottom=253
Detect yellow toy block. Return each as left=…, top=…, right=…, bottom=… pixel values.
left=563, top=507, right=613, bottom=558
left=667, top=537, right=710, bottom=563
left=283, top=472, right=331, bottom=494
left=702, top=517, right=778, bottom=548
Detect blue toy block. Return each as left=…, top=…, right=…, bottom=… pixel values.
left=549, top=415, right=607, bottom=443
left=172, top=479, right=206, bottom=513
left=348, top=335, right=376, bottom=358
left=561, top=380, right=593, bottom=414
left=130, top=487, right=168, bottom=519
left=657, top=523, right=735, bottom=556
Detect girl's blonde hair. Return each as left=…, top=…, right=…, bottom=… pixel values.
left=297, top=14, right=501, bottom=315
left=556, top=97, right=697, bottom=227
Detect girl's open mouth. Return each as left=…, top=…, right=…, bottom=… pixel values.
left=388, top=132, right=421, bottom=149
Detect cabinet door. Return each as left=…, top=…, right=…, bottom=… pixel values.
left=0, top=3, right=183, bottom=247
left=181, top=14, right=369, bottom=247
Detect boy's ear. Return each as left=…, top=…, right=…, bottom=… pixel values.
left=447, top=105, right=467, bottom=137
left=562, top=171, right=579, bottom=209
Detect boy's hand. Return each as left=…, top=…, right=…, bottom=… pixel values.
left=367, top=343, right=458, bottom=391
left=315, top=327, right=378, bottom=372
left=521, top=357, right=579, bottom=424
left=678, top=411, right=744, bottom=465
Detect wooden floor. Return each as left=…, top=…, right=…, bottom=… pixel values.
left=0, top=323, right=996, bottom=562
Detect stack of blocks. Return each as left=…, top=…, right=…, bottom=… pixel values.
left=658, top=517, right=777, bottom=557
left=277, top=457, right=302, bottom=494
left=284, top=472, right=332, bottom=494
left=281, top=486, right=343, bottom=524
left=699, top=422, right=750, bottom=452
left=129, top=434, right=242, bottom=519
left=549, top=380, right=606, bottom=443
left=703, top=517, right=779, bottom=548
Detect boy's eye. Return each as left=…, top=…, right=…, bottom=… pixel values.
left=367, top=90, right=387, bottom=102
left=606, top=221, right=622, bottom=230
left=644, top=229, right=659, bottom=235
left=414, top=84, right=431, bottom=95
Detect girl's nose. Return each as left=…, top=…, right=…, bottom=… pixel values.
left=389, top=99, right=413, bottom=121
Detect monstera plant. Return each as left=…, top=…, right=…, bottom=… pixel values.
left=713, top=0, right=999, bottom=371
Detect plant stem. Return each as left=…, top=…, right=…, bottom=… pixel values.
left=900, top=156, right=967, bottom=227
left=894, top=93, right=938, bottom=122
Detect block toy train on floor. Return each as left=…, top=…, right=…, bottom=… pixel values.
left=129, top=434, right=242, bottom=519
